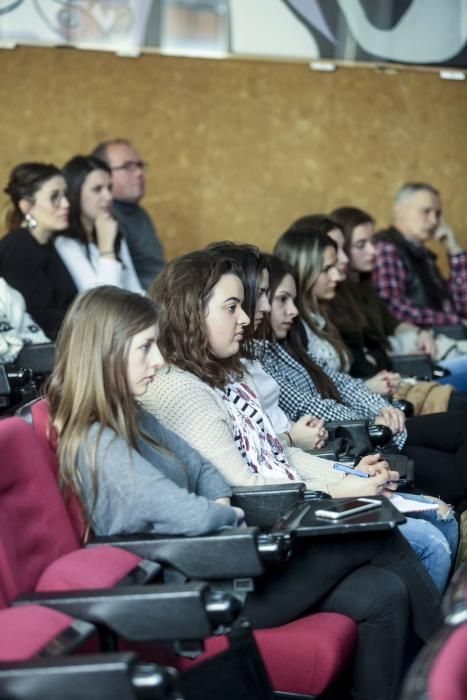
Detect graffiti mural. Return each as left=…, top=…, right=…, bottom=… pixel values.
left=0, top=0, right=153, bottom=51
left=0, top=0, right=466, bottom=67
left=283, top=0, right=467, bottom=65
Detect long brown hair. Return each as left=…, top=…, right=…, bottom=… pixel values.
left=329, top=206, right=374, bottom=336
left=263, top=254, right=341, bottom=401
left=274, top=215, right=350, bottom=369
left=47, top=286, right=159, bottom=533
left=149, top=250, right=245, bottom=389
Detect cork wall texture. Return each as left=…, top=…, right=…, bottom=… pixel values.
left=0, top=46, right=466, bottom=260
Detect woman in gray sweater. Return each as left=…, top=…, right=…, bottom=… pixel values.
left=47, top=285, right=240, bottom=539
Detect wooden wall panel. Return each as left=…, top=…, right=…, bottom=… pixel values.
left=0, top=46, right=466, bottom=260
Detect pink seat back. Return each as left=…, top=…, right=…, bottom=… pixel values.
left=28, top=398, right=85, bottom=539
left=428, top=624, right=467, bottom=700
left=0, top=418, right=80, bottom=602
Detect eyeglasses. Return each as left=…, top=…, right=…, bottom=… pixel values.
left=110, top=160, right=148, bottom=173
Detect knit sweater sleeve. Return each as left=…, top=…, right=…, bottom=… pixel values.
left=283, top=445, right=346, bottom=492
left=141, top=367, right=291, bottom=487
left=77, top=423, right=238, bottom=536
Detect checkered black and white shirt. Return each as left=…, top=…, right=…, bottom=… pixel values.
left=254, top=340, right=407, bottom=449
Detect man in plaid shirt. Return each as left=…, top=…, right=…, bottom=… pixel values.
left=372, top=183, right=467, bottom=328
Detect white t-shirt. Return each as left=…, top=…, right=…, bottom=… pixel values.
left=242, top=358, right=291, bottom=434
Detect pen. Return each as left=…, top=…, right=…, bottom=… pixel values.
left=333, top=462, right=369, bottom=478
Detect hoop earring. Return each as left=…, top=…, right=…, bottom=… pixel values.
left=24, top=212, right=38, bottom=232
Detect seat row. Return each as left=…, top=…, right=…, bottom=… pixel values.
left=0, top=415, right=359, bottom=699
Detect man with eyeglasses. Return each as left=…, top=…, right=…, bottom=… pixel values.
left=92, top=139, right=165, bottom=290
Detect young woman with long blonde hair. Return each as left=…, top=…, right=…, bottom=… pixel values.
left=47, top=285, right=241, bottom=538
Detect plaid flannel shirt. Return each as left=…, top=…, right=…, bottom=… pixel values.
left=372, top=239, right=467, bottom=327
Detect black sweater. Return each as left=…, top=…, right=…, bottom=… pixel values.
left=0, top=228, right=77, bottom=340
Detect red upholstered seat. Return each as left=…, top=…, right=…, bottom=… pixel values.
left=0, top=605, right=77, bottom=662
left=0, top=418, right=151, bottom=603
left=178, top=612, right=356, bottom=696
left=36, top=546, right=142, bottom=592
left=26, top=398, right=84, bottom=539
left=427, top=624, right=467, bottom=700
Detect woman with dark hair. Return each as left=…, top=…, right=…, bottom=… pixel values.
left=139, top=248, right=446, bottom=700
left=206, top=241, right=327, bottom=452
left=257, top=252, right=467, bottom=513
left=54, top=155, right=143, bottom=293
left=330, top=206, right=467, bottom=396
left=274, top=214, right=401, bottom=396
left=0, top=162, right=77, bottom=339
left=143, top=249, right=392, bottom=494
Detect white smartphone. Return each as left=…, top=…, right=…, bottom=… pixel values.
left=315, top=498, right=382, bottom=520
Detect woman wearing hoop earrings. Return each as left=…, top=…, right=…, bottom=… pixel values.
left=0, top=162, right=77, bottom=339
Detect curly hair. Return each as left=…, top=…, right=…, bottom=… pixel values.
left=149, top=250, right=245, bottom=389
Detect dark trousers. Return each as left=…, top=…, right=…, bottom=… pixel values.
left=402, top=411, right=467, bottom=510
left=448, top=391, right=467, bottom=412
left=244, top=529, right=440, bottom=700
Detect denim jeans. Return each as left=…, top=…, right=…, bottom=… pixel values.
left=398, top=493, right=459, bottom=592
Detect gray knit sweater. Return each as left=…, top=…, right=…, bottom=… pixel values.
left=77, top=408, right=237, bottom=536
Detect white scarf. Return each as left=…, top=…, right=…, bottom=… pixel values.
left=217, top=380, right=298, bottom=481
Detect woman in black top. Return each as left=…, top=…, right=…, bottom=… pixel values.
left=0, top=162, right=77, bottom=339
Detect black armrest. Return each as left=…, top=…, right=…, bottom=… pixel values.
left=325, top=418, right=369, bottom=434
left=367, top=424, right=392, bottom=448
left=88, top=529, right=267, bottom=579
left=326, top=419, right=372, bottom=459
left=306, top=437, right=345, bottom=461
left=391, top=398, right=414, bottom=418
left=272, top=496, right=406, bottom=538
left=13, top=583, right=240, bottom=642
left=0, top=653, right=177, bottom=700
left=391, top=353, right=434, bottom=380
left=14, top=343, right=56, bottom=375
left=231, top=483, right=305, bottom=529
left=432, top=324, right=467, bottom=341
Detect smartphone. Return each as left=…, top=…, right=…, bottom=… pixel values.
left=315, top=498, right=382, bottom=520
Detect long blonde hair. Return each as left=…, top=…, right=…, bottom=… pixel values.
left=47, top=286, right=159, bottom=531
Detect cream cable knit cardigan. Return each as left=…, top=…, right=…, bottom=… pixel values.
left=141, top=365, right=345, bottom=493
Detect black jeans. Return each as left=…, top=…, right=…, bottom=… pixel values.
left=447, top=391, right=467, bottom=412
left=244, top=529, right=440, bottom=700
left=402, top=411, right=467, bottom=510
